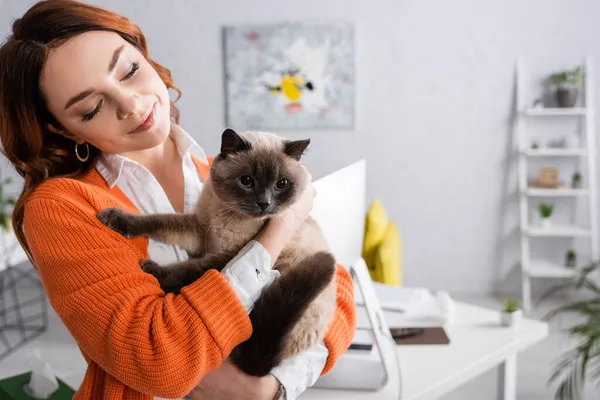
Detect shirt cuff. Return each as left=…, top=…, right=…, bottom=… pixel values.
left=270, top=341, right=329, bottom=400
left=220, top=240, right=278, bottom=313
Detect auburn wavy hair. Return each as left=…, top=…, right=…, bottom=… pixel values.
left=0, top=0, right=181, bottom=263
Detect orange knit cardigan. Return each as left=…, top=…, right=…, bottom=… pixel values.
left=22, top=158, right=356, bottom=400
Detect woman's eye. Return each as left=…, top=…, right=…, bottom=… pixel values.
left=121, top=62, right=139, bottom=81
left=239, top=175, right=253, bottom=188
left=82, top=100, right=103, bottom=122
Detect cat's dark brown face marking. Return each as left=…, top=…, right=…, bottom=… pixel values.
left=210, top=129, right=310, bottom=218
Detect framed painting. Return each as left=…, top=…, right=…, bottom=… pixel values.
left=223, top=21, right=355, bottom=130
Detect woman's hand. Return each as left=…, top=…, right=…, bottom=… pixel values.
left=188, top=359, right=280, bottom=400
left=285, top=166, right=316, bottom=226
left=255, top=166, right=316, bottom=265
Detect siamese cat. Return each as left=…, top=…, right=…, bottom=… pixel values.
left=97, top=128, right=337, bottom=377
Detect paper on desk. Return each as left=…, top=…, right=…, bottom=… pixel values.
left=354, top=281, right=433, bottom=312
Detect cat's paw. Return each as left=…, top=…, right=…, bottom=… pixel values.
left=97, top=207, right=139, bottom=238
left=140, top=259, right=162, bottom=275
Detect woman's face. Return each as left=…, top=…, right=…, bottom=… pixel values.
left=41, top=30, right=172, bottom=155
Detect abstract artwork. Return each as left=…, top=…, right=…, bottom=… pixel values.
left=223, top=22, right=355, bottom=130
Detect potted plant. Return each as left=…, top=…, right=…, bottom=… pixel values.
left=571, top=171, right=582, bottom=189
left=500, top=298, right=521, bottom=328
left=549, top=66, right=582, bottom=108
left=538, top=203, right=554, bottom=228
left=565, top=249, right=577, bottom=268
left=542, top=263, right=600, bottom=399
left=0, top=174, right=15, bottom=234
left=0, top=174, right=16, bottom=262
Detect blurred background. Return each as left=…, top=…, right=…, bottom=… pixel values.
left=1, top=1, right=600, bottom=399
left=3, top=0, right=600, bottom=294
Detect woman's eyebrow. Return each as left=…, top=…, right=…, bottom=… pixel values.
left=64, top=44, right=125, bottom=110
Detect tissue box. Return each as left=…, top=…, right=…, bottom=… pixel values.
left=0, top=372, right=75, bottom=400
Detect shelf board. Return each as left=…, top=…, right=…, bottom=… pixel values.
left=524, top=148, right=587, bottom=157
left=525, top=261, right=579, bottom=278
left=526, top=225, right=592, bottom=237
left=525, top=188, right=589, bottom=197
left=524, top=107, right=588, bottom=116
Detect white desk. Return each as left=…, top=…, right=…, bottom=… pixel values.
left=58, top=302, right=547, bottom=400
left=303, top=301, right=548, bottom=400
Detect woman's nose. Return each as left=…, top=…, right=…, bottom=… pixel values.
left=115, top=90, right=141, bottom=120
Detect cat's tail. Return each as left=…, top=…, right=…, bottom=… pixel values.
left=230, top=251, right=336, bottom=377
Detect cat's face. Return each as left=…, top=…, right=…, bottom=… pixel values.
left=210, top=129, right=311, bottom=219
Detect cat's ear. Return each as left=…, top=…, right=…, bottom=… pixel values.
left=221, top=128, right=250, bottom=156
left=284, top=139, right=311, bottom=161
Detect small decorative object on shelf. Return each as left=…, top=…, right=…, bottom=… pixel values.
left=538, top=202, right=554, bottom=228
left=565, top=249, right=577, bottom=268
left=547, top=137, right=567, bottom=149
left=532, top=168, right=560, bottom=188
left=531, top=140, right=539, bottom=149
left=500, top=298, right=522, bottom=328
left=571, top=171, right=582, bottom=188
left=549, top=66, right=582, bottom=107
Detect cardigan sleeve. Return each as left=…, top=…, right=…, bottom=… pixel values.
left=321, top=264, right=357, bottom=374
left=23, top=194, right=252, bottom=399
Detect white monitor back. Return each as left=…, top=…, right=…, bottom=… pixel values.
left=310, top=159, right=366, bottom=269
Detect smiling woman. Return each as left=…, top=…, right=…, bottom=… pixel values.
left=42, top=31, right=172, bottom=157
left=0, top=1, right=356, bottom=400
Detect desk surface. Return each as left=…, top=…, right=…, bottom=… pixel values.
left=56, top=301, right=547, bottom=400
left=302, top=301, right=549, bottom=400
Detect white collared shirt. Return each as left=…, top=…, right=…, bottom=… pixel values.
left=96, top=123, right=328, bottom=400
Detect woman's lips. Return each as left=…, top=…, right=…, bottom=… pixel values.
left=130, top=104, right=156, bottom=133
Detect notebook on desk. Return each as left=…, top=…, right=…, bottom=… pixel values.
left=392, top=327, right=451, bottom=345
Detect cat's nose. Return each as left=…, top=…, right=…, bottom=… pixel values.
left=256, top=201, right=270, bottom=211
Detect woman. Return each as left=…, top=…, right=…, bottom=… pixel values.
left=0, top=1, right=356, bottom=400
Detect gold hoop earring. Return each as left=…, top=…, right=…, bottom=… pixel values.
left=75, top=142, right=89, bottom=162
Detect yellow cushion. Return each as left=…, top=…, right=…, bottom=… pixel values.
left=373, top=221, right=402, bottom=286
left=362, top=199, right=388, bottom=277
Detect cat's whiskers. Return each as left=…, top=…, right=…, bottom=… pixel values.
left=219, top=211, right=244, bottom=252
left=278, top=209, right=303, bottom=228
left=202, top=204, right=239, bottom=254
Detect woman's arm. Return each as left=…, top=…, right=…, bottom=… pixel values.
left=322, top=264, right=357, bottom=374
left=24, top=191, right=253, bottom=399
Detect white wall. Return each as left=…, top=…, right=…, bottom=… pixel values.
left=2, top=0, right=600, bottom=294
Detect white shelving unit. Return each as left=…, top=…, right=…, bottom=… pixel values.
left=524, top=148, right=588, bottom=157
left=516, top=56, right=599, bottom=312
left=525, top=188, right=589, bottom=197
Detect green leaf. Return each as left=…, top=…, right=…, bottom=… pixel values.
left=551, top=349, right=585, bottom=400
left=546, top=300, right=600, bottom=322
left=503, top=298, right=519, bottom=312
left=538, top=202, right=554, bottom=218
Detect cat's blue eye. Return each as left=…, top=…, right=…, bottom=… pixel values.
left=239, top=175, right=254, bottom=188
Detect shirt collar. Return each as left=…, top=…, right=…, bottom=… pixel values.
left=96, top=123, right=209, bottom=188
